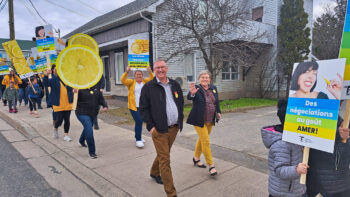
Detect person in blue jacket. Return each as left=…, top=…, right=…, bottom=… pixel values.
left=43, top=64, right=73, bottom=141
left=27, top=77, right=41, bottom=118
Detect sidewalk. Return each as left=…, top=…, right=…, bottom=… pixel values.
left=0, top=104, right=268, bottom=197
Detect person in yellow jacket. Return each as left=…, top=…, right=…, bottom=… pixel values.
left=2, top=68, right=22, bottom=89
left=2, top=68, right=22, bottom=106
left=121, top=66, right=154, bottom=148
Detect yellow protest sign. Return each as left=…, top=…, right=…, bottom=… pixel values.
left=2, top=40, right=34, bottom=78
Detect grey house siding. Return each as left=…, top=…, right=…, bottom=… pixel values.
left=153, top=3, right=185, bottom=78
left=93, top=20, right=149, bottom=45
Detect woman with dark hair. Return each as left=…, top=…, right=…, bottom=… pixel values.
left=43, top=64, right=73, bottom=141
left=290, top=61, right=342, bottom=99
left=35, top=26, right=45, bottom=40
left=75, top=85, right=108, bottom=158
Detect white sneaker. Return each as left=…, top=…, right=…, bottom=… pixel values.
left=136, top=141, right=144, bottom=148
left=53, top=130, right=59, bottom=139
left=142, top=139, right=146, bottom=143
left=63, top=135, right=72, bottom=142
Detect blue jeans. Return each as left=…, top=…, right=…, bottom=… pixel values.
left=76, top=115, right=96, bottom=155
left=130, top=109, right=143, bottom=141
left=18, top=88, right=28, bottom=105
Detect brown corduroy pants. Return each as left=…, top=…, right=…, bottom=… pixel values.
left=150, top=126, right=178, bottom=197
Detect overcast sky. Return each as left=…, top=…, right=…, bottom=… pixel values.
left=0, top=0, right=337, bottom=40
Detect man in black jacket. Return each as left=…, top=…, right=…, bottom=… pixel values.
left=140, top=59, right=183, bottom=197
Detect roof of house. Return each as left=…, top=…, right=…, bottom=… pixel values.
left=64, top=0, right=159, bottom=38
left=0, top=38, right=36, bottom=51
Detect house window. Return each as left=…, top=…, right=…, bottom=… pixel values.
left=252, top=7, right=263, bottom=22
left=222, top=61, right=239, bottom=81
left=184, top=53, right=195, bottom=82
left=115, top=52, right=124, bottom=84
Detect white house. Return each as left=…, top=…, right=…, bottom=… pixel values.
left=65, top=0, right=313, bottom=99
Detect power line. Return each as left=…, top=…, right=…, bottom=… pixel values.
left=0, top=0, right=8, bottom=13
left=42, top=0, right=90, bottom=19
left=28, top=0, right=49, bottom=24
left=27, top=0, right=61, bottom=35
left=21, top=0, right=43, bottom=25
left=76, top=0, right=102, bottom=14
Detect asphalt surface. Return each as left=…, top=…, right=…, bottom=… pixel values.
left=0, top=130, right=61, bottom=197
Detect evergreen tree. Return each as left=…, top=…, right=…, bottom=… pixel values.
left=313, top=0, right=347, bottom=60
left=277, top=0, right=311, bottom=97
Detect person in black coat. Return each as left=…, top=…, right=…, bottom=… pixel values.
left=92, top=75, right=105, bottom=130
left=75, top=85, right=108, bottom=159
left=186, top=70, right=221, bottom=176
left=140, top=59, right=184, bottom=197
left=306, top=117, right=350, bottom=197
left=18, top=78, right=28, bottom=106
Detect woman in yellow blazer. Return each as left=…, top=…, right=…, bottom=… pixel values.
left=121, top=66, right=154, bottom=148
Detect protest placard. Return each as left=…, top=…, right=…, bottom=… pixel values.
left=34, top=58, right=48, bottom=73
left=55, top=38, right=66, bottom=52
left=283, top=59, right=346, bottom=153
left=2, top=40, right=34, bottom=78
left=31, top=47, right=39, bottom=60
left=35, top=24, right=54, bottom=40
left=0, top=54, right=9, bottom=75
left=37, top=37, right=56, bottom=56
left=128, top=39, right=149, bottom=70
left=337, top=0, right=350, bottom=145
left=339, top=1, right=350, bottom=99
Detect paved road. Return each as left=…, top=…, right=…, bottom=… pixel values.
left=0, top=126, right=61, bottom=197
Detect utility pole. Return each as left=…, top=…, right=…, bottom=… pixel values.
left=8, top=0, right=15, bottom=40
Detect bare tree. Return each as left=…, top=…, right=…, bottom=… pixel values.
left=155, top=0, right=268, bottom=81
left=256, top=50, right=278, bottom=98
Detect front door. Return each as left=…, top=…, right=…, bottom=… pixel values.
left=102, top=56, right=111, bottom=92
left=115, top=52, right=124, bottom=84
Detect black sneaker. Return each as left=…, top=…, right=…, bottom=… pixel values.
left=94, top=124, right=99, bottom=130
left=150, top=174, right=163, bottom=184
left=38, top=106, right=43, bottom=109
left=89, top=153, right=97, bottom=159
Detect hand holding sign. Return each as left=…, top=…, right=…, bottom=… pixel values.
left=126, top=66, right=131, bottom=73
left=296, top=163, right=309, bottom=175
left=189, top=82, right=199, bottom=96
left=339, top=122, right=350, bottom=142
left=147, top=66, right=152, bottom=73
